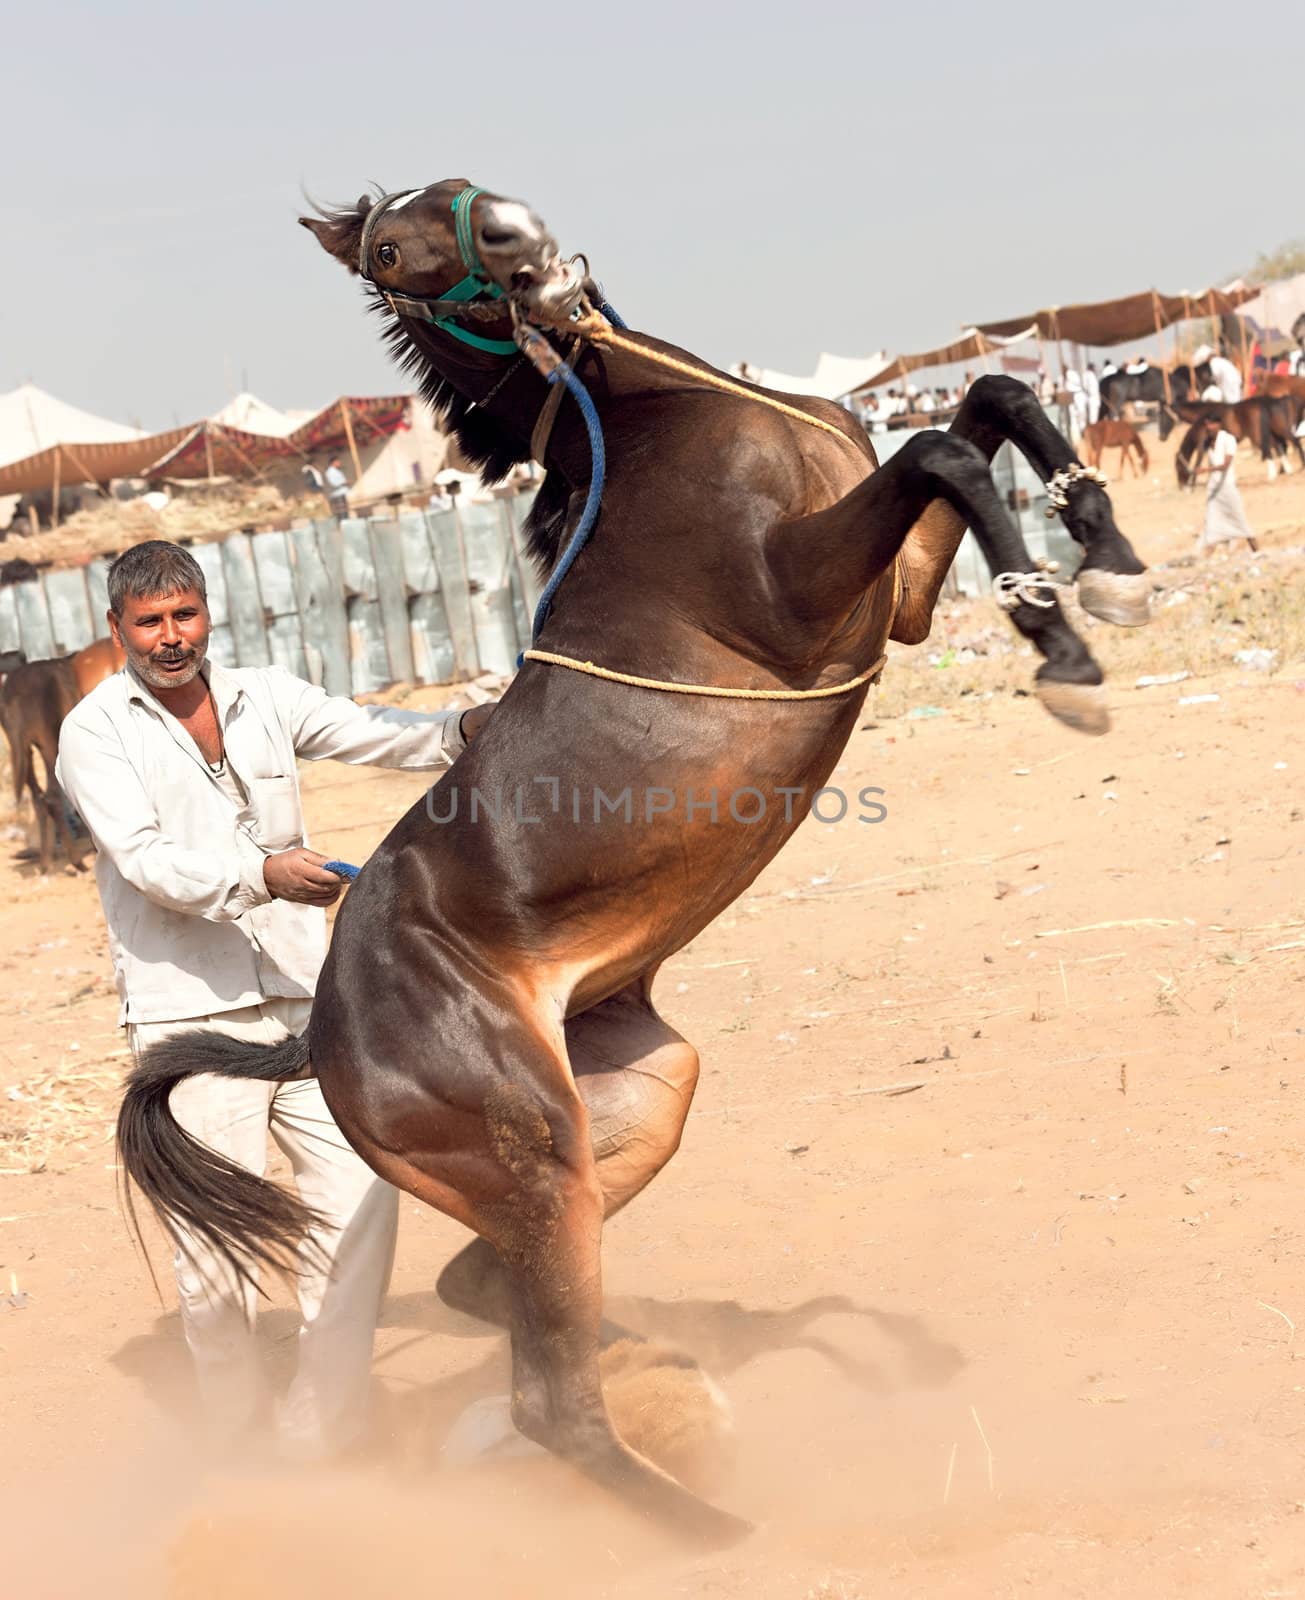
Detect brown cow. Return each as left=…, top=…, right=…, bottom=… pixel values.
left=1081, top=418, right=1150, bottom=479
left=0, top=635, right=125, bottom=872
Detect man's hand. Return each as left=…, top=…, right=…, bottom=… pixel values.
left=459, top=703, right=495, bottom=743
left=263, top=848, right=346, bottom=906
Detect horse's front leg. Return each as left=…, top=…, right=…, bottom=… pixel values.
left=772, top=428, right=1111, bottom=733
left=943, top=375, right=1151, bottom=627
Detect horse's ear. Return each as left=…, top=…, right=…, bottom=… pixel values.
left=298, top=198, right=373, bottom=275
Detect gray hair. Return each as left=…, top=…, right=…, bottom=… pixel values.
left=107, top=541, right=207, bottom=616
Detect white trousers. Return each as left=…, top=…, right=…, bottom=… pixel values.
left=127, top=998, right=399, bottom=1459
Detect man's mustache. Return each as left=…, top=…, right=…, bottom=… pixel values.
left=152, top=647, right=196, bottom=662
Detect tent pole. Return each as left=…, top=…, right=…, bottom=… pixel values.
left=340, top=400, right=364, bottom=484
left=1236, top=300, right=1251, bottom=392
left=210, top=423, right=266, bottom=482
left=1152, top=292, right=1172, bottom=404
left=51, top=446, right=61, bottom=530
left=204, top=422, right=215, bottom=482
left=59, top=444, right=111, bottom=498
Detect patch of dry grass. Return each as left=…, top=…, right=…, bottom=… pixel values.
left=0, top=1055, right=125, bottom=1175
left=869, top=546, right=1305, bottom=722
left=3, top=483, right=300, bottom=568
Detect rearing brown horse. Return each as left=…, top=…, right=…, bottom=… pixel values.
left=118, top=179, right=1152, bottom=1542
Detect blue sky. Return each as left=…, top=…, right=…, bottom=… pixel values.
left=5, top=0, right=1299, bottom=425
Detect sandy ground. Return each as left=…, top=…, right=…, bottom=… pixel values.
left=2, top=429, right=1304, bottom=1599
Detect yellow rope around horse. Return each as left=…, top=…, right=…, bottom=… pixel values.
left=570, top=314, right=865, bottom=449
left=521, top=650, right=887, bottom=700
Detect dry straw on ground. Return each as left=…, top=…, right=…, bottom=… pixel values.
left=0, top=1056, right=124, bottom=1175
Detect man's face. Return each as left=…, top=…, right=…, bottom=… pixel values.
left=109, top=586, right=211, bottom=691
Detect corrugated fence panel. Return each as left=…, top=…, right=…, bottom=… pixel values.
left=506, top=490, right=543, bottom=616
left=187, top=541, right=235, bottom=667
left=44, top=568, right=93, bottom=655
left=426, top=508, right=479, bottom=680
left=396, top=512, right=456, bottom=687
left=14, top=580, right=55, bottom=661
left=0, top=585, right=20, bottom=657
left=8, top=487, right=544, bottom=682
left=251, top=532, right=308, bottom=680
left=86, top=560, right=112, bottom=638
left=289, top=525, right=350, bottom=693
left=457, top=499, right=522, bottom=677
left=220, top=534, right=272, bottom=669
left=306, top=522, right=352, bottom=697
left=369, top=521, right=415, bottom=687
left=339, top=519, right=388, bottom=695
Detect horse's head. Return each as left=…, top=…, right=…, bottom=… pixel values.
left=299, top=180, right=586, bottom=347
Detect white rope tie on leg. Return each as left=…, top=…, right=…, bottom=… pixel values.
left=993, top=559, right=1061, bottom=611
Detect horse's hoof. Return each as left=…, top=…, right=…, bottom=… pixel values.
left=1036, top=679, right=1110, bottom=735
left=1075, top=568, right=1152, bottom=627
left=680, top=1499, right=754, bottom=1549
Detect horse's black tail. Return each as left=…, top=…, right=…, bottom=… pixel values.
left=117, top=1027, right=318, bottom=1289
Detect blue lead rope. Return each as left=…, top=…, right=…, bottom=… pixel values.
left=524, top=360, right=607, bottom=652
left=326, top=301, right=627, bottom=878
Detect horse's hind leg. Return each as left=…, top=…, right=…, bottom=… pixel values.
left=348, top=1006, right=744, bottom=1542
left=479, top=1067, right=745, bottom=1542
left=438, top=982, right=699, bottom=1332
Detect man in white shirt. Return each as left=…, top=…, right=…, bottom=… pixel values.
left=323, top=456, right=350, bottom=518
left=1083, top=362, right=1101, bottom=425
left=1200, top=417, right=1257, bottom=554
left=56, top=540, right=493, bottom=1461
left=1194, top=343, right=1244, bottom=403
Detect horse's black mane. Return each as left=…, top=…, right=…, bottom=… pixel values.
left=370, top=295, right=573, bottom=573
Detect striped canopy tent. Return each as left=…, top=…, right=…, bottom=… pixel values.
left=0, top=392, right=414, bottom=497
left=0, top=383, right=190, bottom=498
left=147, top=395, right=413, bottom=481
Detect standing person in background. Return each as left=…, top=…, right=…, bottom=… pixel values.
left=324, top=455, right=350, bottom=519
left=1064, top=367, right=1086, bottom=439
left=1084, top=362, right=1101, bottom=425
left=1200, top=415, right=1257, bottom=556
left=56, top=541, right=495, bottom=1464
left=1194, top=344, right=1244, bottom=404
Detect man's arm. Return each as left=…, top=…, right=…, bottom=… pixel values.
left=280, top=669, right=493, bottom=770
left=56, top=712, right=272, bottom=921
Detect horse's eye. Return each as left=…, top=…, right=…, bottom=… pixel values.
left=376, top=243, right=397, bottom=268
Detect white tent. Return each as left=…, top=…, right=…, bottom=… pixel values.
left=1234, top=273, right=1305, bottom=344
left=210, top=391, right=299, bottom=438
left=0, top=383, right=144, bottom=469
left=731, top=351, right=889, bottom=401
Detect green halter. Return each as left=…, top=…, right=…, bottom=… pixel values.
left=430, top=187, right=517, bottom=355
left=366, top=186, right=519, bottom=356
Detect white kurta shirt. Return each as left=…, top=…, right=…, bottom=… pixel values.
left=1207, top=356, right=1243, bottom=404
left=56, top=661, right=465, bottom=1025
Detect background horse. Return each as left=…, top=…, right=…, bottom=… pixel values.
left=1081, top=418, right=1149, bottom=478
left=1101, top=362, right=1200, bottom=422
left=1173, top=396, right=1305, bottom=484
left=117, top=179, right=1152, bottom=1541
left=0, top=636, right=124, bottom=872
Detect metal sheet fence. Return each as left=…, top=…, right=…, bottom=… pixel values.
left=0, top=491, right=544, bottom=693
